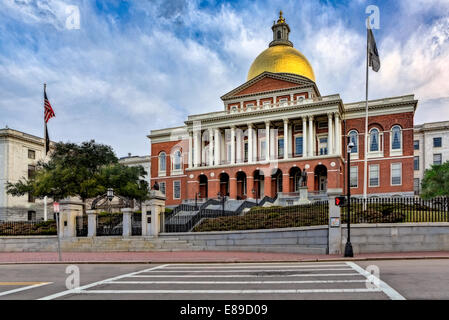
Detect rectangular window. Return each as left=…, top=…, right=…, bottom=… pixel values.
left=369, top=164, right=379, bottom=187
left=244, top=142, right=248, bottom=161
left=350, top=166, right=358, bottom=188
left=160, top=182, right=166, bottom=195
left=278, top=138, right=284, bottom=158
left=295, top=136, right=303, bottom=156
left=260, top=140, right=266, bottom=160
left=279, top=98, right=288, bottom=106
left=414, top=178, right=420, bottom=195
left=319, top=137, right=328, bottom=155
left=433, top=153, right=442, bottom=165
left=28, top=149, right=35, bottom=159
left=414, top=140, right=419, bottom=150
left=433, top=137, right=442, bottom=148
left=27, top=211, right=36, bottom=221
left=391, top=163, right=402, bottom=186
left=173, top=181, right=181, bottom=199
left=318, top=122, right=328, bottom=129
left=414, top=156, right=419, bottom=171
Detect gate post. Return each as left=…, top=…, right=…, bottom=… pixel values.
left=59, top=200, right=83, bottom=238
left=86, top=209, right=98, bottom=237
left=327, top=188, right=343, bottom=255
left=121, top=208, right=133, bottom=237
left=148, top=190, right=166, bottom=237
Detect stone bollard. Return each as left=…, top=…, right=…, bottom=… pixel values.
left=58, top=200, right=83, bottom=238
left=121, top=208, right=133, bottom=237
left=86, top=210, right=98, bottom=237
left=327, top=188, right=343, bottom=255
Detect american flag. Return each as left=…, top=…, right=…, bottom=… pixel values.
left=44, top=84, right=55, bottom=155
left=44, top=89, right=55, bottom=123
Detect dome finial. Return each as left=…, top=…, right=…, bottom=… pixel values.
left=277, top=10, right=285, bottom=24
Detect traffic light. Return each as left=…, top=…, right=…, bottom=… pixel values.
left=335, top=196, right=346, bottom=207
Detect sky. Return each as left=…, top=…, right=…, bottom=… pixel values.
left=0, top=0, right=448, bottom=158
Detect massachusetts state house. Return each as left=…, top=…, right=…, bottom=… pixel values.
left=149, top=12, right=417, bottom=207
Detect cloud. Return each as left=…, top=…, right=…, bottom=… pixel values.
left=0, top=0, right=448, bottom=158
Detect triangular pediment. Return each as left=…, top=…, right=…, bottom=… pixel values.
left=221, top=72, right=317, bottom=100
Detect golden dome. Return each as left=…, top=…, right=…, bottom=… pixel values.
left=247, top=45, right=316, bottom=82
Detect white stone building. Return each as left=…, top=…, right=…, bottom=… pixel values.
left=413, top=121, right=449, bottom=195
left=118, top=154, right=151, bottom=186
left=0, top=128, right=52, bottom=221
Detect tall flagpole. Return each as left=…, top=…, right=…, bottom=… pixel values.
left=363, top=19, right=369, bottom=200
left=43, top=83, right=48, bottom=221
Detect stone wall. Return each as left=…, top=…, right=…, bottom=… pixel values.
left=165, top=226, right=329, bottom=254
left=341, top=223, right=449, bottom=254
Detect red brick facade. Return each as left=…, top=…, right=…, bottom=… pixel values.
left=233, top=77, right=300, bottom=96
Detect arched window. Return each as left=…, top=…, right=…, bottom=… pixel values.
left=391, top=125, right=402, bottom=150
left=158, top=152, right=166, bottom=174
left=277, top=30, right=282, bottom=39
left=349, top=130, right=358, bottom=154
left=172, top=150, right=182, bottom=172
left=370, top=129, right=379, bottom=152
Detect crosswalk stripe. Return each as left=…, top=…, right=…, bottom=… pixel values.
left=138, top=268, right=353, bottom=273
left=163, top=264, right=348, bottom=269
left=80, top=288, right=383, bottom=294
left=105, top=280, right=369, bottom=284
left=0, top=282, right=52, bottom=297
left=127, top=273, right=361, bottom=278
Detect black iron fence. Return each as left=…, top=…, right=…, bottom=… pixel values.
left=0, top=220, right=57, bottom=236
left=188, top=201, right=329, bottom=232
left=96, top=213, right=123, bottom=236
left=76, top=215, right=88, bottom=237
left=132, top=212, right=142, bottom=236
left=342, top=197, right=449, bottom=224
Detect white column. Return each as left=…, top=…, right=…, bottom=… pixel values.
left=328, top=113, right=334, bottom=155
left=221, top=129, right=226, bottom=163
left=193, top=130, right=200, bottom=167
left=283, top=119, right=289, bottom=160
left=201, top=132, right=206, bottom=165
left=265, top=121, right=270, bottom=161
left=308, top=116, right=314, bottom=157
left=335, top=113, right=341, bottom=155
left=208, top=129, right=214, bottom=166
left=302, top=117, right=307, bottom=157
left=231, top=126, right=236, bottom=164
left=270, top=127, right=275, bottom=160
left=253, top=126, right=258, bottom=161
left=188, top=131, right=193, bottom=168
left=248, top=124, right=253, bottom=163
left=236, top=128, right=242, bottom=163
left=214, top=128, right=220, bottom=165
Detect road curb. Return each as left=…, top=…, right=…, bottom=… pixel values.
left=1, top=255, right=448, bottom=265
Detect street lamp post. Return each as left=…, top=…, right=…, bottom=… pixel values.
left=344, top=138, right=354, bottom=257
left=107, top=188, right=114, bottom=213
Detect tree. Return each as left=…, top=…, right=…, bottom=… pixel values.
left=6, top=140, right=149, bottom=212
left=421, top=161, right=449, bottom=199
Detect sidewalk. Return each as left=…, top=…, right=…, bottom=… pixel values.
left=1, top=250, right=449, bottom=264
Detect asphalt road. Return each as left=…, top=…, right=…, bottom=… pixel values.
left=0, top=259, right=448, bottom=300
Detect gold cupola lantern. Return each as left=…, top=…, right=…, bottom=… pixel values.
left=247, top=11, right=316, bottom=82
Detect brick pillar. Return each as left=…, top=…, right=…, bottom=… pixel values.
left=327, top=168, right=339, bottom=189
left=209, top=178, right=220, bottom=199
left=247, top=175, right=254, bottom=199
left=307, top=171, right=315, bottom=193
left=282, top=173, right=290, bottom=193
left=264, top=174, right=272, bottom=198
left=229, top=177, right=237, bottom=199
left=187, top=180, right=198, bottom=199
